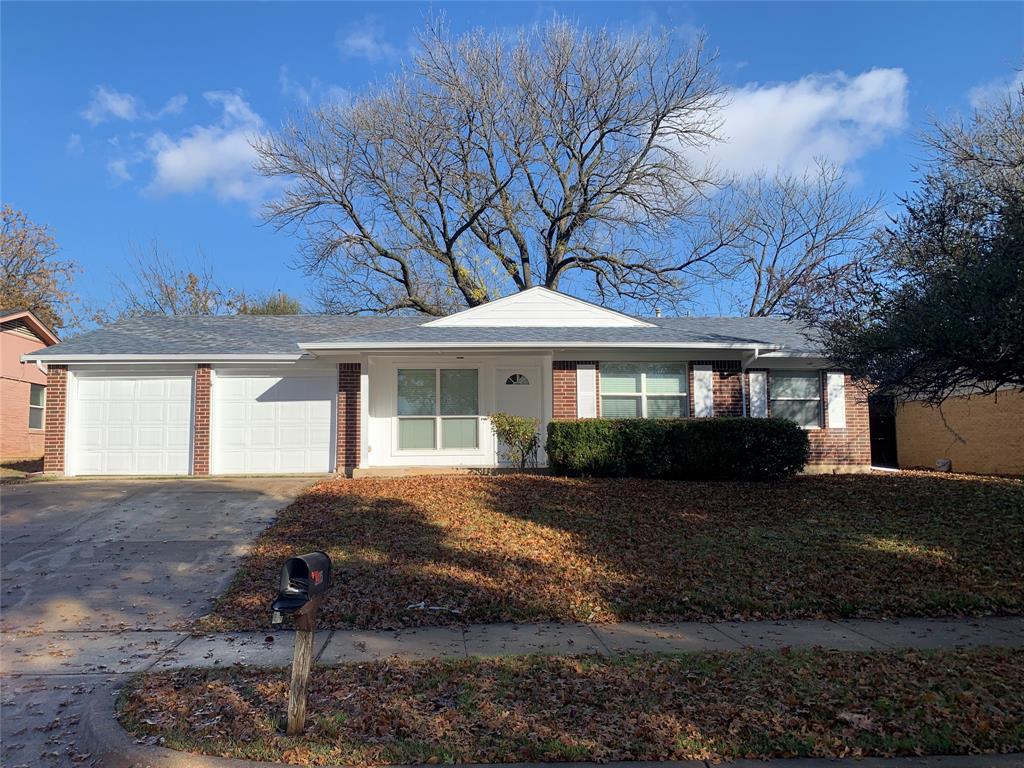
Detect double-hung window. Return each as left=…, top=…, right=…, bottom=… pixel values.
left=397, top=368, right=479, bottom=451
left=600, top=363, right=688, bottom=419
left=770, top=371, right=821, bottom=428
left=28, top=384, right=45, bottom=430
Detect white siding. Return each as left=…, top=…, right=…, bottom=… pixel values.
left=748, top=371, right=768, bottom=418
left=423, top=287, right=652, bottom=328
left=827, top=372, right=847, bottom=428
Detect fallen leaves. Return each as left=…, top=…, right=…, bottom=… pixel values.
left=120, top=648, right=1024, bottom=765
left=199, top=471, right=1024, bottom=631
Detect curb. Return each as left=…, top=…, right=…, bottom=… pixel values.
left=82, top=690, right=1024, bottom=768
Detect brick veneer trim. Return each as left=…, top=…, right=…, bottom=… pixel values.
left=43, top=365, right=67, bottom=474
left=192, top=365, right=211, bottom=476
left=337, top=363, right=361, bottom=473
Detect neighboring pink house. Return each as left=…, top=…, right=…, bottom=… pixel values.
left=1, top=309, right=59, bottom=461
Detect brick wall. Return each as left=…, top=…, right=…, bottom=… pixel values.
left=337, top=363, right=361, bottom=473
left=0, top=378, right=44, bottom=460
left=896, top=387, right=1024, bottom=475
left=552, top=362, right=578, bottom=419
left=192, top=365, right=211, bottom=475
left=806, top=372, right=871, bottom=467
left=42, top=365, right=67, bottom=474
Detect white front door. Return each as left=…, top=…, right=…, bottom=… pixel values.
left=212, top=373, right=335, bottom=474
left=493, top=366, right=543, bottom=466
left=70, top=374, right=193, bottom=476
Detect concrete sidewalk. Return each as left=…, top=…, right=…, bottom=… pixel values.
left=4, top=617, right=1022, bottom=676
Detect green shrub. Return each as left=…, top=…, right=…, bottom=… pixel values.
left=489, top=412, right=541, bottom=470
left=546, top=417, right=809, bottom=481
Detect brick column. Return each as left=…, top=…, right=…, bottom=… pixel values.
left=43, top=365, right=67, bottom=475
left=192, top=365, right=212, bottom=476
left=337, top=363, right=361, bottom=473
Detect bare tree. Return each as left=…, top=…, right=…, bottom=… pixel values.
left=0, top=204, right=78, bottom=330
left=99, top=241, right=227, bottom=321
left=707, top=160, right=882, bottom=319
left=255, top=17, right=727, bottom=315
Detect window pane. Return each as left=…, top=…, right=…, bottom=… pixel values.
left=771, top=399, right=820, bottom=428
left=771, top=371, right=820, bottom=399
left=30, top=384, right=45, bottom=407
left=398, top=369, right=436, bottom=416
left=647, top=396, right=685, bottom=419
left=440, top=369, right=478, bottom=415
left=646, top=364, right=687, bottom=394
left=398, top=418, right=436, bottom=450
left=441, top=418, right=478, bottom=449
left=28, top=407, right=43, bottom=430
left=600, top=364, right=641, bottom=394
left=601, top=396, right=641, bottom=419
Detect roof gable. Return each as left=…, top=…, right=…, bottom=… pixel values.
left=422, top=287, right=654, bottom=328
left=0, top=309, right=59, bottom=345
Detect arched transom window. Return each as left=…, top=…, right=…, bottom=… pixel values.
left=505, top=373, right=530, bottom=386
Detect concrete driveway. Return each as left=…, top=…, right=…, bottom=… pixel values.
left=0, top=476, right=318, bottom=767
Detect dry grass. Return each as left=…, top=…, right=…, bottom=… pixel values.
left=200, top=471, right=1024, bottom=631
left=120, top=648, right=1024, bottom=765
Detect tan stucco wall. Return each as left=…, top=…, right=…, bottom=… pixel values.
left=896, top=388, right=1024, bottom=475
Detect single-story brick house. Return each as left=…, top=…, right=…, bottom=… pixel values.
left=2, top=308, right=59, bottom=461
left=22, top=288, right=869, bottom=477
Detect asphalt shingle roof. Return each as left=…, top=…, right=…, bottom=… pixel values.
left=26, top=313, right=823, bottom=359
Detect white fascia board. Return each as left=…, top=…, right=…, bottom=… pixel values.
left=20, top=353, right=309, bottom=364
left=298, top=341, right=783, bottom=352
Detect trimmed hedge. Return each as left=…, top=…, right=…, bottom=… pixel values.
left=546, top=417, right=810, bottom=481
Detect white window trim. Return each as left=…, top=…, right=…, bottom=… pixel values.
left=769, top=370, right=823, bottom=430
left=28, top=383, right=45, bottom=430
left=599, top=362, right=689, bottom=419
left=396, top=367, right=484, bottom=453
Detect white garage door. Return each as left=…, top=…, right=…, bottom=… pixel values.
left=212, top=374, right=335, bottom=474
left=71, top=375, right=193, bottom=476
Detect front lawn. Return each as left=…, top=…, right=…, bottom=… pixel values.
left=121, top=648, right=1024, bottom=764
left=201, top=472, right=1024, bottom=631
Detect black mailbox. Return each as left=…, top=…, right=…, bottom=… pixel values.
left=271, top=551, right=332, bottom=624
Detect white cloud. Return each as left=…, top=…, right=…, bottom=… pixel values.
left=279, top=66, right=350, bottom=105
left=708, top=68, right=909, bottom=177
left=336, top=19, right=396, bottom=61
left=107, top=158, right=132, bottom=183
left=968, top=70, right=1024, bottom=109
left=155, top=93, right=189, bottom=119
left=65, top=133, right=83, bottom=156
left=81, top=86, right=188, bottom=124
left=144, top=91, right=275, bottom=204
left=82, top=86, right=141, bottom=124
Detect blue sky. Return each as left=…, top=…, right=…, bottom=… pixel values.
left=3, top=1, right=1022, bottom=320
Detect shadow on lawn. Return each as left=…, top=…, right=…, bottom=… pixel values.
left=208, top=472, right=1024, bottom=630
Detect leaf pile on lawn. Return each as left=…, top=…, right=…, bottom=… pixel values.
left=120, top=648, right=1024, bottom=765
left=199, top=472, right=1024, bottom=631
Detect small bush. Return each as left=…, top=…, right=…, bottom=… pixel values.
left=546, top=417, right=809, bottom=481
left=489, top=412, right=541, bottom=470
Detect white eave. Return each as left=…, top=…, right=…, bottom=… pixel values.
left=299, top=340, right=783, bottom=352
left=20, top=353, right=310, bottom=364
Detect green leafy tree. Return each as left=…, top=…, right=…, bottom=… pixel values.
left=822, top=83, right=1024, bottom=403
